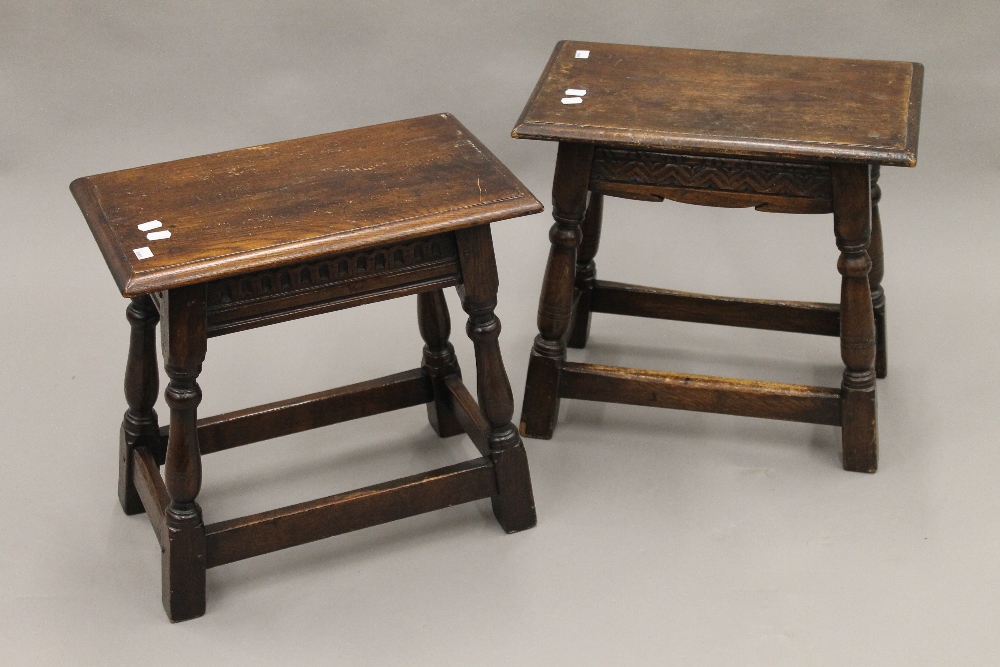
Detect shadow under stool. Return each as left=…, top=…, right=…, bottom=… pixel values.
left=71, top=113, right=540, bottom=621
left=515, top=41, right=923, bottom=473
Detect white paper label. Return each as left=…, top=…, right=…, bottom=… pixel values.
left=146, top=230, right=172, bottom=241
left=561, top=97, right=583, bottom=104
left=133, top=247, right=153, bottom=260
left=565, top=88, right=587, bottom=96
left=137, top=220, right=162, bottom=232
left=575, top=50, right=590, bottom=59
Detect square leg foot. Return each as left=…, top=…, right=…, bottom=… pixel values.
left=490, top=443, right=537, bottom=533
left=519, top=350, right=562, bottom=440
left=842, top=388, right=878, bottom=473
left=162, top=511, right=207, bottom=622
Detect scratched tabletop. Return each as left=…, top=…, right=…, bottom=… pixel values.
left=514, top=41, right=923, bottom=166
left=72, top=113, right=541, bottom=296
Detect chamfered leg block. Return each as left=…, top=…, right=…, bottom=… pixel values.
left=833, top=164, right=879, bottom=473
left=456, top=225, right=536, bottom=532
left=120, top=294, right=161, bottom=515
left=520, top=141, right=594, bottom=439
left=160, top=285, right=208, bottom=621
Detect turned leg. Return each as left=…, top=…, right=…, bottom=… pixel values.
left=418, top=289, right=463, bottom=437
left=520, top=141, right=594, bottom=438
left=833, top=164, right=878, bottom=473
left=120, top=295, right=161, bottom=515
left=160, top=285, right=208, bottom=621
left=869, top=165, right=888, bottom=379
left=567, top=192, right=604, bottom=349
left=455, top=225, right=536, bottom=532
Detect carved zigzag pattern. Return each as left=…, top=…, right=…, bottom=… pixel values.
left=591, top=148, right=833, bottom=200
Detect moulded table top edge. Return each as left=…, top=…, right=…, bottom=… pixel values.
left=511, top=122, right=919, bottom=166
left=72, top=113, right=543, bottom=297
left=512, top=41, right=923, bottom=167
left=74, top=183, right=540, bottom=297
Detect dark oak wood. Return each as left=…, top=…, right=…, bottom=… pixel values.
left=71, top=114, right=541, bottom=296
left=567, top=192, right=603, bottom=348
left=205, top=234, right=462, bottom=337
left=520, top=142, right=593, bottom=439
left=869, top=166, right=888, bottom=379
left=204, top=458, right=498, bottom=568
left=133, top=446, right=169, bottom=548
left=74, top=114, right=541, bottom=621
left=516, top=42, right=921, bottom=474
left=179, top=370, right=433, bottom=455
left=159, top=284, right=208, bottom=622
left=120, top=295, right=161, bottom=515
left=418, top=290, right=464, bottom=437
left=455, top=225, right=537, bottom=532
left=444, top=375, right=491, bottom=458
left=514, top=41, right=923, bottom=166
left=832, top=163, right=878, bottom=472
left=590, top=149, right=834, bottom=214
left=590, top=281, right=841, bottom=337
left=561, top=362, right=842, bottom=426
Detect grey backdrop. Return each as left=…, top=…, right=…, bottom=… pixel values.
left=3, top=1, right=998, bottom=664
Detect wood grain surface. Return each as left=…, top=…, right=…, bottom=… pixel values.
left=514, top=41, right=922, bottom=166
left=72, top=114, right=542, bottom=296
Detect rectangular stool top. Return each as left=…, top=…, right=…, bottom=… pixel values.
left=514, top=41, right=923, bottom=167
left=72, top=114, right=541, bottom=296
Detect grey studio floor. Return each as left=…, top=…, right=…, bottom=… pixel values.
left=2, top=2, right=998, bottom=665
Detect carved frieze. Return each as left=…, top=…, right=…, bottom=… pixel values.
left=590, top=148, right=833, bottom=201
left=206, top=234, right=458, bottom=310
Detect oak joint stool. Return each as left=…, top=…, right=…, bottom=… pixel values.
left=515, top=41, right=923, bottom=473
left=73, top=114, right=540, bottom=621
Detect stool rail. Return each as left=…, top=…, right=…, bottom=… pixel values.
left=586, top=281, right=842, bottom=338
left=130, top=365, right=519, bottom=597
left=560, top=363, right=842, bottom=426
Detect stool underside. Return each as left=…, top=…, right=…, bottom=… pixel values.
left=133, top=368, right=502, bottom=569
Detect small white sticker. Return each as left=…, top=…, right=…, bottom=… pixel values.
left=575, top=50, right=590, bottom=59
left=133, top=247, right=153, bottom=260
left=561, top=97, right=583, bottom=105
left=137, top=220, right=162, bottom=232
left=565, top=88, right=587, bottom=96
left=146, top=230, right=172, bottom=241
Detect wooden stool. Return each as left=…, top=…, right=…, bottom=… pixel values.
left=515, top=42, right=923, bottom=473
left=71, top=114, right=540, bottom=621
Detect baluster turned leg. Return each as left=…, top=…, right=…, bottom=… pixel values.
left=869, top=165, right=888, bottom=379
left=120, top=295, right=161, bottom=515
left=832, top=164, right=878, bottom=473
left=520, top=141, right=594, bottom=438
left=160, top=285, right=208, bottom=621
left=418, top=289, right=463, bottom=437
left=567, top=192, right=604, bottom=349
left=455, top=225, right=536, bottom=532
